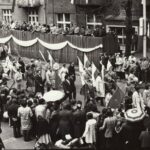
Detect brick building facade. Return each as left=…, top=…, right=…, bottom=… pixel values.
left=0, top=0, right=149, bottom=49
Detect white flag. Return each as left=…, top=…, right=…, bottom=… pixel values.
left=84, top=53, right=90, bottom=69
left=86, top=0, right=88, bottom=4
left=47, top=50, right=55, bottom=68
left=71, top=0, right=74, bottom=4
left=39, top=50, right=46, bottom=62
left=92, top=62, right=98, bottom=87
left=107, top=60, right=112, bottom=71
left=77, top=56, right=85, bottom=86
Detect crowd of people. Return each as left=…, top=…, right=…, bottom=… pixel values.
left=0, top=20, right=108, bottom=37
left=0, top=45, right=150, bottom=150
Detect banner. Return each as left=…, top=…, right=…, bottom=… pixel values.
left=0, top=35, right=103, bottom=52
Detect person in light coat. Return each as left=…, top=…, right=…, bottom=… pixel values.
left=59, top=64, right=68, bottom=82
left=82, top=113, right=96, bottom=145
left=132, top=85, right=145, bottom=109
left=95, top=73, right=105, bottom=98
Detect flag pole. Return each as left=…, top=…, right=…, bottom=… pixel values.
left=143, top=0, right=147, bottom=57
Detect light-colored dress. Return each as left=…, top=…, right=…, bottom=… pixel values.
left=82, top=119, right=96, bottom=144
left=18, top=106, right=33, bottom=130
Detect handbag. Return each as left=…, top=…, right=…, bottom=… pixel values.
left=3, top=111, right=8, bottom=119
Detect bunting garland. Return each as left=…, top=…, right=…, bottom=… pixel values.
left=0, top=35, right=103, bottom=52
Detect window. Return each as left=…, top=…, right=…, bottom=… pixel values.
left=2, top=9, right=12, bottom=23
left=86, top=14, right=102, bottom=29
left=106, top=25, right=138, bottom=45
left=57, top=14, right=71, bottom=29
left=28, top=9, right=38, bottom=24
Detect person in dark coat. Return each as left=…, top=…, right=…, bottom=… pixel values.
left=68, top=62, right=76, bottom=81
left=34, top=70, right=44, bottom=95
left=18, top=57, right=25, bottom=79
left=49, top=104, right=60, bottom=143
left=62, top=75, right=72, bottom=101
left=7, top=98, right=21, bottom=138
left=57, top=104, right=74, bottom=140
left=69, top=75, right=76, bottom=100
left=139, top=128, right=150, bottom=150
left=72, top=101, right=86, bottom=138
left=121, top=121, right=144, bottom=150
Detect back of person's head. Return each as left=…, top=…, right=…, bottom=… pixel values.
left=28, top=100, right=33, bottom=107
left=107, top=108, right=113, bottom=117
left=86, top=113, right=93, bottom=120
left=63, top=103, right=71, bottom=110
left=38, top=98, right=45, bottom=105
left=21, top=100, right=27, bottom=108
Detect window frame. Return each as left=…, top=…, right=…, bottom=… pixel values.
left=2, top=9, right=12, bottom=23
left=57, top=13, right=71, bottom=30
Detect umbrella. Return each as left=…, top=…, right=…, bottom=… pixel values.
left=125, top=108, right=145, bottom=122
left=43, top=90, right=65, bottom=102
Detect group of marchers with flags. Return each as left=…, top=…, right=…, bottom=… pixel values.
left=77, top=54, right=124, bottom=109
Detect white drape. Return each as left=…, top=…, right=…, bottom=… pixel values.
left=0, top=35, right=103, bottom=52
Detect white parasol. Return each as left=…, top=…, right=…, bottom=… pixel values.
left=43, top=90, right=65, bottom=102
left=125, top=107, right=145, bottom=122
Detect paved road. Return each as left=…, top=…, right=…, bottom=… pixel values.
left=1, top=122, right=35, bottom=149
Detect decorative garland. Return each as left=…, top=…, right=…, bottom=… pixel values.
left=0, top=35, right=103, bottom=52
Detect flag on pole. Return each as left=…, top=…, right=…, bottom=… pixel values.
left=107, top=60, right=112, bottom=71
left=77, top=56, right=85, bottom=86
left=8, top=43, right=11, bottom=54
left=147, top=23, right=150, bottom=37
left=107, top=86, right=125, bottom=109
left=71, top=0, right=74, bottom=4
left=92, top=62, right=99, bottom=87
left=84, top=53, right=91, bottom=69
left=86, top=0, right=89, bottom=4
left=100, top=61, right=105, bottom=80
left=39, top=50, right=46, bottom=62
left=141, top=0, right=144, bottom=5
left=47, top=50, right=55, bottom=68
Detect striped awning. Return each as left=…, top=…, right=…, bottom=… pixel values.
left=17, top=0, right=42, bottom=8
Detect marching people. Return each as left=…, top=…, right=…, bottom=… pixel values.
left=14, top=68, right=23, bottom=91
left=25, top=65, right=35, bottom=92
left=2, top=49, right=150, bottom=150
left=45, top=67, right=55, bottom=92
left=34, top=70, right=44, bottom=95
left=59, top=64, right=68, bottom=82
left=62, top=74, right=72, bottom=101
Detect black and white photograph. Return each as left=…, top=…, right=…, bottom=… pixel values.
left=0, top=0, right=150, bottom=150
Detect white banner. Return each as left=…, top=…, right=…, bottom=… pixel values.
left=0, top=35, right=103, bottom=52
left=12, top=36, right=38, bottom=47
left=0, top=35, right=12, bottom=44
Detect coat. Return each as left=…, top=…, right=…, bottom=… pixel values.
left=7, top=103, right=20, bottom=127
left=62, top=80, right=72, bottom=94
left=57, top=109, right=74, bottom=139
left=35, top=74, right=44, bottom=94
left=82, top=118, right=96, bottom=144
left=73, top=109, right=86, bottom=138
left=95, top=76, right=105, bottom=98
